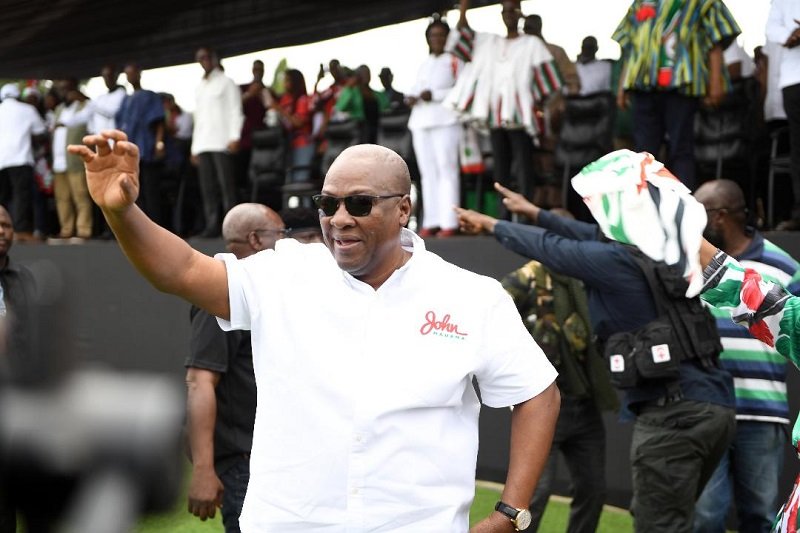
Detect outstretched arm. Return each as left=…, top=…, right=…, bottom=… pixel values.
left=68, top=130, right=230, bottom=319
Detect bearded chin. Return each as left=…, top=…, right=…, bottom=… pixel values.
left=703, top=228, right=725, bottom=251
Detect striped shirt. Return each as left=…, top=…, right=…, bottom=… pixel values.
left=612, top=0, right=740, bottom=97
left=444, top=26, right=562, bottom=136
left=705, top=233, right=799, bottom=424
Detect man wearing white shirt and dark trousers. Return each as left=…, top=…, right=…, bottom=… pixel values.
left=192, top=47, right=244, bottom=239
left=88, top=65, right=126, bottom=238
left=768, top=0, right=800, bottom=231
left=0, top=84, right=47, bottom=242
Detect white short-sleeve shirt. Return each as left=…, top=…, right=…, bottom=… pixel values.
left=217, top=229, right=556, bottom=532
left=766, top=0, right=800, bottom=90
left=0, top=98, right=46, bottom=170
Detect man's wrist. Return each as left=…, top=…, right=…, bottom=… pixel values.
left=192, top=460, right=215, bottom=471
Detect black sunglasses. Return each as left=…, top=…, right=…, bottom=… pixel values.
left=312, top=194, right=405, bottom=217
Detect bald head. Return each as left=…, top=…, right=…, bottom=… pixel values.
left=695, top=179, right=749, bottom=249
left=222, top=203, right=285, bottom=258
left=694, top=179, right=745, bottom=211
left=326, top=144, right=411, bottom=195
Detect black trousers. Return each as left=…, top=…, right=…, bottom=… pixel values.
left=631, top=91, right=699, bottom=191
left=0, top=165, right=33, bottom=233
left=489, top=128, right=536, bottom=219
left=782, top=83, right=800, bottom=219
left=137, top=160, right=165, bottom=228
left=197, top=151, right=237, bottom=234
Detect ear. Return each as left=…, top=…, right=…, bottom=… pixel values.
left=248, top=231, right=262, bottom=251
left=398, top=194, right=412, bottom=227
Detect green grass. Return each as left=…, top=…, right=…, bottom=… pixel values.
left=16, top=473, right=634, bottom=532
left=129, top=477, right=634, bottom=533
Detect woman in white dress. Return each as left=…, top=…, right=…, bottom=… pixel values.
left=407, top=15, right=464, bottom=238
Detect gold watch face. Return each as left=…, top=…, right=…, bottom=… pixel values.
left=515, top=508, right=532, bottom=530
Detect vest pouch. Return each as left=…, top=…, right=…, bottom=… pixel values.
left=604, top=331, right=639, bottom=389
left=633, top=317, right=681, bottom=381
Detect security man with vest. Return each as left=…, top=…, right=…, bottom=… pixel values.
left=501, top=208, right=618, bottom=533
left=456, top=185, right=735, bottom=533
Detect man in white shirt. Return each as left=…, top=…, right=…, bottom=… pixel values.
left=192, top=47, right=244, bottom=238
left=69, top=129, right=560, bottom=533
left=51, top=79, right=93, bottom=240
left=768, top=0, right=800, bottom=230
left=88, top=65, right=126, bottom=134
left=761, top=41, right=787, bottom=125
left=0, top=83, right=47, bottom=241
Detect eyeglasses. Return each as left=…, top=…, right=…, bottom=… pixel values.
left=226, top=228, right=286, bottom=244
left=312, top=194, right=406, bottom=217
left=705, top=205, right=748, bottom=215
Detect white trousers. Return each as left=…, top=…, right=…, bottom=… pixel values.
left=411, top=124, right=461, bottom=230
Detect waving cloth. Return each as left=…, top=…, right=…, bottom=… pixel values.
left=570, top=149, right=707, bottom=297
left=701, top=252, right=800, bottom=533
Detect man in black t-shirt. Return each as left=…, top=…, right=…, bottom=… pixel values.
left=184, top=203, right=285, bottom=533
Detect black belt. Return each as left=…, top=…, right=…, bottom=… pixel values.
left=640, top=390, right=684, bottom=409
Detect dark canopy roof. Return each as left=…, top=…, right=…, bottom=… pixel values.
left=0, top=0, right=495, bottom=80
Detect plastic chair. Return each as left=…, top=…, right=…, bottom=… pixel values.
left=249, top=126, right=287, bottom=202
left=694, top=78, right=759, bottom=183
left=555, top=92, right=616, bottom=207
left=280, top=119, right=359, bottom=208
left=767, top=125, right=793, bottom=228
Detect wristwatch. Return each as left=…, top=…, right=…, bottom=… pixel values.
left=495, top=501, right=532, bottom=531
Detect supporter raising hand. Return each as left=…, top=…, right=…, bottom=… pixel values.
left=67, top=129, right=140, bottom=213
left=494, top=183, right=542, bottom=222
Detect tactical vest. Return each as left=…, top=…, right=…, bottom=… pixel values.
left=604, top=247, right=722, bottom=389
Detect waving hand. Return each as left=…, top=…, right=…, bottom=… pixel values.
left=67, top=130, right=140, bottom=213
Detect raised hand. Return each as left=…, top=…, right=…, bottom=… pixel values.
left=67, top=130, right=140, bottom=213
left=494, top=182, right=541, bottom=221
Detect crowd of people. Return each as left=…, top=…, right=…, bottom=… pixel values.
left=0, top=0, right=795, bottom=245
left=1, top=1, right=800, bottom=532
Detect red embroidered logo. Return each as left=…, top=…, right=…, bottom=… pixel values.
left=420, top=310, right=469, bottom=338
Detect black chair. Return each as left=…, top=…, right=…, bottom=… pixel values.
left=249, top=126, right=287, bottom=203
left=377, top=111, right=412, bottom=161
left=694, top=78, right=759, bottom=184
left=280, top=119, right=359, bottom=209
left=767, top=125, right=793, bottom=228
left=377, top=111, right=425, bottom=226
left=319, top=119, right=359, bottom=177
left=555, top=92, right=616, bottom=208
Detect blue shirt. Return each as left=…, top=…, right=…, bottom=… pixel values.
left=494, top=211, right=734, bottom=411
left=115, top=89, right=164, bottom=163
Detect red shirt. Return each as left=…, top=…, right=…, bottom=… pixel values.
left=279, top=93, right=313, bottom=149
